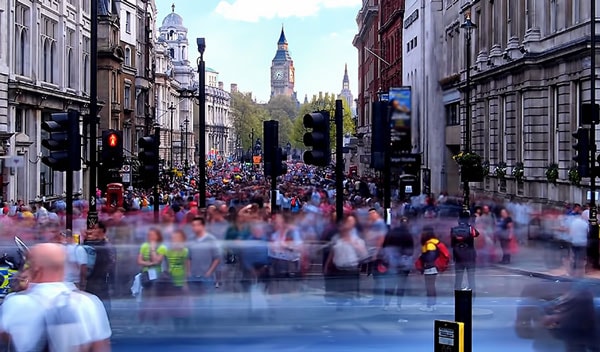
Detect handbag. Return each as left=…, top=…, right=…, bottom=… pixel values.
left=140, top=270, right=153, bottom=288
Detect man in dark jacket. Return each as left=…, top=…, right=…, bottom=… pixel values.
left=451, top=211, right=479, bottom=292
left=83, top=222, right=116, bottom=316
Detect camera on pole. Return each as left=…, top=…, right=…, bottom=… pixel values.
left=102, top=129, right=124, bottom=170
left=303, top=111, right=331, bottom=167
left=41, top=111, right=80, bottom=172
left=572, top=127, right=591, bottom=178
left=138, top=135, right=159, bottom=187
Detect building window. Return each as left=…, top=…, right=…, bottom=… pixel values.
left=14, top=108, right=23, bottom=133
left=169, top=48, right=174, bottom=59
left=14, top=5, right=29, bottom=76
left=66, top=29, right=76, bottom=88
left=111, top=72, right=117, bottom=101
left=83, top=37, right=90, bottom=93
left=124, top=47, right=131, bottom=66
left=41, top=17, right=57, bottom=83
left=125, top=11, right=131, bottom=33
left=445, top=102, right=460, bottom=126
left=124, top=85, right=131, bottom=109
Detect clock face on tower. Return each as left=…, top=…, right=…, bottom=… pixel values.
left=274, top=70, right=284, bottom=80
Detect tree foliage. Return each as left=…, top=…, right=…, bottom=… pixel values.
left=230, top=92, right=299, bottom=152
left=291, top=92, right=356, bottom=149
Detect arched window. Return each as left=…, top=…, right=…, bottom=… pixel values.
left=169, top=48, right=175, bottom=59
left=83, top=56, right=89, bottom=93
left=43, top=40, right=50, bottom=81
left=67, top=48, right=73, bottom=88
left=124, top=47, right=131, bottom=66
left=17, top=29, right=26, bottom=75
left=50, top=42, right=56, bottom=83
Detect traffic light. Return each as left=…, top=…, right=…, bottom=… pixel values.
left=138, top=135, right=159, bottom=186
left=41, top=110, right=80, bottom=171
left=572, top=127, right=591, bottom=178
left=102, top=129, right=123, bottom=169
left=303, top=111, right=330, bottom=167
left=276, top=147, right=288, bottom=176
left=264, top=120, right=278, bottom=178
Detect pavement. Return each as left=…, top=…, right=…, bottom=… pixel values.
left=107, top=267, right=555, bottom=351
left=493, top=240, right=600, bottom=283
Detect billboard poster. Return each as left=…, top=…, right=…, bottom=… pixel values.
left=388, top=87, right=411, bottom=150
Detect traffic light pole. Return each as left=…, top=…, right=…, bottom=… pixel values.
left=589, top=2, right=599, bottom=270
left=86, top=0, right=98, bottom=230
left=335, top=100, right=344, bottom=223
left=384, top=104, right=392, bottom=225
left=66, top=169, right=73, bottom=231
left=154, top=125, right=160, bottom=223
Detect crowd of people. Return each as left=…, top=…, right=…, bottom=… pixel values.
left=0, top=159, right=595, bottom=350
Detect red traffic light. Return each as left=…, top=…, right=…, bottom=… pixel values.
left=107, top=133, right=118, bottom=148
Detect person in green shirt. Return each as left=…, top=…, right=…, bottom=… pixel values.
left=137, top=227, right=167, bottom=324
left=137, top=228, right=168, bottom=276
left=166, top=230, right=191, bottom=289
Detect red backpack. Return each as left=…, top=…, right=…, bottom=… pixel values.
left=434, top=242, right=451, bottom=272
left=415, top=240, right=451, bottom=273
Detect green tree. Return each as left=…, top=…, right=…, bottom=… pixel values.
left=230, top=92, right=269, bottom=151
left=265, top=95, right=298, bottom=146
left=291, top=92, right=355, bottom=150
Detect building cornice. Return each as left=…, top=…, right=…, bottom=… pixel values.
left=379, top=9, right=404, bottom=33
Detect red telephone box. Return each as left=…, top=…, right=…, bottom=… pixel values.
left=106, top=183, right=124, bottom=208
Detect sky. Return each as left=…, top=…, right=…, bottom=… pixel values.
left=155, top=0, right=361, bottom=104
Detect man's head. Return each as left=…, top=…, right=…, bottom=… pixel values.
left=25, top=243, right=66, bottom=284
left=191, top=216, right=206, bottom=235
left=458, top=210, right=471, bottom=225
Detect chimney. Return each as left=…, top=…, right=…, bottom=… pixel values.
left=218, top=81, right=224, bottom=90
left=230, top=83, right=238, bottom=93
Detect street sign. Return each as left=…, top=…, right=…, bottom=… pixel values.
left=121, top=165, right=131, bottom=173
left=6, top=156, right=24, bottom=168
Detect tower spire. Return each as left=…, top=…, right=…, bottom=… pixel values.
left=171, top=3, right=175, bottom=12
left=278, top=25, right=287, bottom=45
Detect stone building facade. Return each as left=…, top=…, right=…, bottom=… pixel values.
left=439, top=0, right=598, bottom=204
left=156, top=5, right=196, bottom=169
left=402, top=0, right=445, bottom=197
left=2, top=0, right=91, bottom=203
left=353, top=0, right=380, bottom=177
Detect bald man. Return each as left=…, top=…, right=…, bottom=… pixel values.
left=0, top=243, right=111, bottom=352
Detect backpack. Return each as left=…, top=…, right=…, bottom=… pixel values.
left=9, top=289, right=83, bottom=352
left=434, top=242, right=451, bottom=272
left=291, top=197, right=298, bottom=207
left=81, top=245, right=97, bottom=278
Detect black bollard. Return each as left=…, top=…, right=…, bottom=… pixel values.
left=455, top=289, right=472, bottom=352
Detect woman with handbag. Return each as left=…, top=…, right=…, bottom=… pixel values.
left=137, top=227, right=168, bottom=327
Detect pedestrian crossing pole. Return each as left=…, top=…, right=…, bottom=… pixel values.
left=589, top=0, right=600, bottom=270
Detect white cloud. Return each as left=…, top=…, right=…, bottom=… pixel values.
left=214, top=0, right=361, bottom=22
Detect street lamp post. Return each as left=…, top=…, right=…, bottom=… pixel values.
left=286, top=142, right=291, bottom=160
left=87, top=0, right=99, bottom=230
left=169, top=102, right=176, bottom=168
left=180, top=123, right=184, bottom=166
left=184, top=118, right=189, bottom=171
left=460, top=11, right=476, bottom=214
left=197, top=38, right=206, bottom=208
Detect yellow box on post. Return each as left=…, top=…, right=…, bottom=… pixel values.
left=434, top=320, right=464, bottom=352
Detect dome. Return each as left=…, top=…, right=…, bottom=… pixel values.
left=161, top=4, right=184, bottom=29
left=162, top=12, right=184, bottom=28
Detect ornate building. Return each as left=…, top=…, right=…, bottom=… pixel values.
left=353, top=0, right=380, bottom=177
left=439, top=1, right=597, bottom=205
left=338, top=64, right=354, bottom=111
left=379, top=0, right=404, bottom=90
left=198, top=67, right=232, bottom=159
left=96, top=0, right=157, bottom=188
left=156, top=4, right=196, bottom=169
left=270, top=27, right=297, bottom=101
left=2, top=0, right=91, bottom=203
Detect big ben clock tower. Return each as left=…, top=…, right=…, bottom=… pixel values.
left=270, top=26, right=296, bottom=99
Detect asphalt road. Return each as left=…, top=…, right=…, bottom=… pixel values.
left=109, top=267, right=559, bottom=351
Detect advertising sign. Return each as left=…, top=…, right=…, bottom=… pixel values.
left=389, top=87, right=412, bottom=153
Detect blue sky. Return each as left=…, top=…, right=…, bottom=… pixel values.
left=156, top=0, right=361, bottom=103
